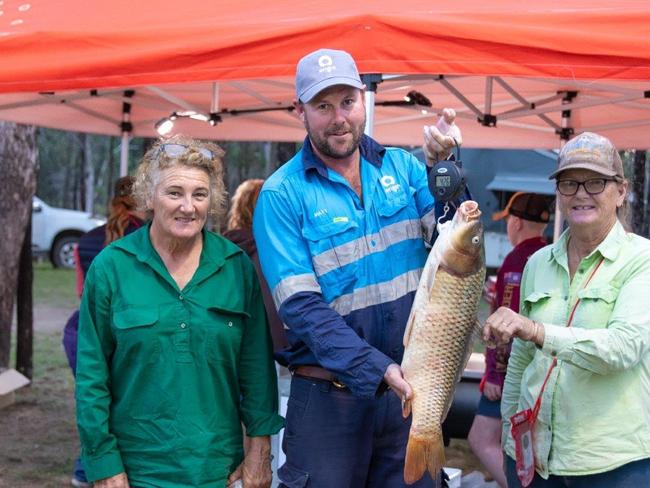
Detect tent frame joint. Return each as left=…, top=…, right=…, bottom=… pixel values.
left=479, top=114, right=497, bottom=127
left=556, top=127, right=575, bottom=141
left=361, top=73, right=383, bottom=93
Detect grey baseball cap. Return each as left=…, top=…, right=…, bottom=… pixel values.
left=549, top=132, right=624, bottom=180
left=295, top=48, right=364, bottom=103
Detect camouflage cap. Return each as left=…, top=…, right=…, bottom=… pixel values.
left=549, top=132, right=624, bottom=180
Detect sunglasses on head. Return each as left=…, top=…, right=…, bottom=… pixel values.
left=155, top=143, right=214, bottom=160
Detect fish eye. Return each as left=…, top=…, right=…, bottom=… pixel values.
left=471, top=236, right=480, bottom=244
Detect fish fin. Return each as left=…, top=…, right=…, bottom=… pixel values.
left=402, top=396, right=412, bottom=419
left=404, top=431, right=446, bottom=485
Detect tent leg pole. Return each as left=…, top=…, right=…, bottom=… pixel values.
left=553, top=97, right=575, bottom=242
left=364, top=90, right=375, bottom=137
left=119, top=91, right=134, bottom=176
left=120, top=132, right=129, bottom=176
left=361, top=74, right=383, bottom=138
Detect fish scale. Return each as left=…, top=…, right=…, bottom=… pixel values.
left=400, top=200, right=485, bottom=485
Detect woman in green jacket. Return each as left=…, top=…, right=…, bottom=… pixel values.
left=75, top=135, right=283, bottom=488
left=483, top=132, right=650, bottom=487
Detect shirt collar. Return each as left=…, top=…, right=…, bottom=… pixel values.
left=550, top=220, right=626, bottom=264
left=301, top=134, right=386, bottom=176
left=113, top=223, right=239, bottom=275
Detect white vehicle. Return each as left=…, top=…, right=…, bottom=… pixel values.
left=31, top=196, right=105, bottom=268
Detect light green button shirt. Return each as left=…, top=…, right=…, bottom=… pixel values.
left=502, top=221, right=650, bottom=478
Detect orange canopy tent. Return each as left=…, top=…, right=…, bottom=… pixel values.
left=1, top=0, right=649, bottom=149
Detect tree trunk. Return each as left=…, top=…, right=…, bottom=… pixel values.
left=0, top=122, right=38, bottom=369
left=632, top=150, right=647, bottom=235
left=276, top=142, right=297, bottom=169
left=84, top=134, right=95, bottom=213
left=16, top=215, right=33, bottom=379
left=262, top=142, right=273, bottom=177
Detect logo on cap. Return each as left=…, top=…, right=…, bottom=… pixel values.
left=318, top=55, right=335, bottom=74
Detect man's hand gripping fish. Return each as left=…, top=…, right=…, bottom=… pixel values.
left=401, top=200, right=486, bottom=484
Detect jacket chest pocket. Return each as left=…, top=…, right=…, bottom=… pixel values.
left=574, top=286, right=618, bottom=328
left=375, top=188, right=421, bottom=257
left=302, top=219, right=360, bottom=292
left=112, top=308, right=161, bottom=364
left=206, top=306, right=248, bottom=367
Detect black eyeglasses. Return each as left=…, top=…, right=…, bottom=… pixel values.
left=556, top=177, right=617, bottom=196
left=154, top=143, right=214, bottom=160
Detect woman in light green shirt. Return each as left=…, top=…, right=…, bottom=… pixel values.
left=483, top=132, right=650, bottom=487
left=76, top=136, right=283, bottom=488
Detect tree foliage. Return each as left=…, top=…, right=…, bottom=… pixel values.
left=36, top=129, right=298, bottom=217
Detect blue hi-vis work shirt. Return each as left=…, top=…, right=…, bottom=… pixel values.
left=253, top=135, right=436, bottom=398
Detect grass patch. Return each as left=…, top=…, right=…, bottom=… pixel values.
left=32, top=261, right=78, bottom=308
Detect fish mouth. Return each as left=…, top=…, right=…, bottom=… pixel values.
left=458, top=200, right=481, bottom=222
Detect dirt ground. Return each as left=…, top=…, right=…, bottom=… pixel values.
left=1, top=304, right=79, bottom=488
left=0, top=302, right=491, bottom=487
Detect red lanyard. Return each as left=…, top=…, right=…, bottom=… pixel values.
left=530, top=257, right=605, bottom=421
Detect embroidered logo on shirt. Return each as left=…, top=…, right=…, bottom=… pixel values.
left=314, top=208, right=328, bottom=218
left=380, top=175, right=401, bottom=194
left=332, top=216, right=349, bottom=223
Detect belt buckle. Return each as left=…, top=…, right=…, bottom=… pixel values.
left=332, top=378, right=346, bottom=389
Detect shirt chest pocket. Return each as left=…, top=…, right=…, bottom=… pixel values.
left=112, top=308, right=161, bottom=364
left=206, top=306, right=249, bottom=366
left=574, top=285, right=618, bottom=328
left=302, top=219, right=360, bottom=287
left=376, top=188, right=415, bottom=220
left=522, top=290, right=560, bottom=323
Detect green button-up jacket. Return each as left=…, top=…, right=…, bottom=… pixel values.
left=76, top=225, right=284, bottom=487
left=502, top=221, right=650, bottom=478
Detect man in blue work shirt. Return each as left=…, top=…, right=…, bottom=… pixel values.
left=253, top=48, right=461, bottom=488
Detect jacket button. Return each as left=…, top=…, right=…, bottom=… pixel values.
left=179, top=294, right=184, bottom=300
left=180, top=323, right=187, bottom=329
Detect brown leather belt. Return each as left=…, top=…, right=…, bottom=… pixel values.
left=293, top=365, right=347, bottom=389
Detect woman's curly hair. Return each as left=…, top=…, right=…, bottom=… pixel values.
left=227, top=179, right=264, bottom=231
left=132, top=135, right=227, bottom=221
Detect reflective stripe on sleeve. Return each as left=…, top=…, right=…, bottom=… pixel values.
left=272, top=273, right=322, bottom=309
left=329, top=268, right=422, bottom=317
left=421, top=207, right=436, bottom=243
left=312, top=219, right=423, bottom=277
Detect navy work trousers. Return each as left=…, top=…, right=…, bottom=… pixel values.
left=505, top=455, right=650, bottom=488
left=278, top=375, right=440, bottom=488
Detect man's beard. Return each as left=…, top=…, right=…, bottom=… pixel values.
left=306, top=117, right=366, bottom=160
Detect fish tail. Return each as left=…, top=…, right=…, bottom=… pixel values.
left=404, top=430, right=445, bottom=485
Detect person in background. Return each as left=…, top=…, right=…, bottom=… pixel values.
left=483, top=132, right=650, bottom=487
left=75, top=136, right=283, bottom=488
left=222, top=178, right=288, bottom=354
left=468, top=192, right=549, bottom=488
left=62, top=176, right=144, bottom=488
left=253, top=48, right=461, bottom=487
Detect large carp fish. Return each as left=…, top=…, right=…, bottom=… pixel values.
left=401, top=200, right=486, bottom=484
